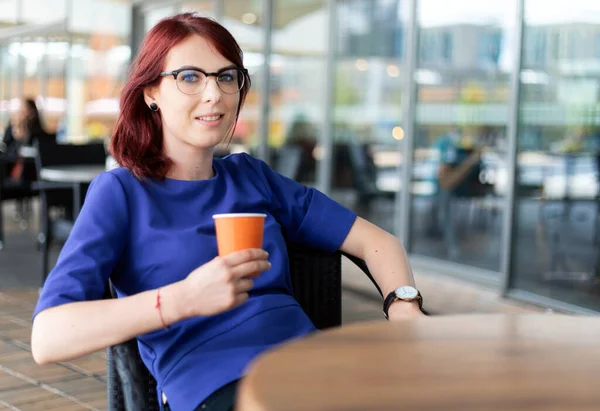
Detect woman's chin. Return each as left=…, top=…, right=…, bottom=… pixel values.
left=187, top=134, right=227, bottom=150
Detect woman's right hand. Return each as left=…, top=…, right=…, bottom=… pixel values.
left=180, top=249, right=270, bottom=318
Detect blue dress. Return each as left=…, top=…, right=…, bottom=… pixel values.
left=33, top=153, right=357, bottom=411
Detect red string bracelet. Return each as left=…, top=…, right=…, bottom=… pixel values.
left=155, top=288, right=169, bottom=330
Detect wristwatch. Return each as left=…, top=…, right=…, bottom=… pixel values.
left=383, top=285, right=423, bottom=319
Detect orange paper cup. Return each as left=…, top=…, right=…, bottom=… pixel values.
left=213, top=213, right=267, bottom=277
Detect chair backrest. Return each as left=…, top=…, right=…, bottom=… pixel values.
left=106, top=242, right=343, bottom=411
left=347, top=141, right=380, bottom=195
left=36, top=138, right=106, bottom=170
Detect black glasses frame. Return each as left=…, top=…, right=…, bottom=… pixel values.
left=159, top=66, right=248, bottom=95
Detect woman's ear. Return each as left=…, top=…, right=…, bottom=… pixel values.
left=143, top=86, right=159, bottom=109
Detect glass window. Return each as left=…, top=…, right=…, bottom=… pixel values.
left=0, top=29, right=70, bottom=135
left=21, top=0, right=67, bottom=24
left=512, top=0, right=600, bottom=311
left=0, top=40, right=20, bottom=132
left=221, top=0, right=264, bottom=156
left=179, top=1, right=215, bottom=17
left=61, top=0, right=131, bottom=143
left=43, top=34, right=70, bottom=133
left=21, top=35, right=45, bottom=105
left=441, top=32, right=452, bottom=62
left=144, top=6, right=178, bottom=32
left=70, top=0, right=130, bottom=36
left=267, top=0, right=327, bottom=186
left=409, top=0, right=517, bottom=271
left=0, top=0, right=19, bottom=131
left=0, top=0, right=18, bottom=25
left=332, top=0, right=407, bottom=234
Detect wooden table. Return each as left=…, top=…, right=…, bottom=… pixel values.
left=237, top=314, right=600, bottom=411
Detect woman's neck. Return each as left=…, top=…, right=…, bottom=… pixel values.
left=165, top=147, right=215, bottom=181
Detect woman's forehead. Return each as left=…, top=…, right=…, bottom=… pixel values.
left=164, top=35, right=233, bottom=71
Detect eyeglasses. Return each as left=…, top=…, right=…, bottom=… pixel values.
left=160, top=66, right=248, bottom=95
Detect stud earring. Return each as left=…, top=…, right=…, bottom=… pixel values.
left=149, top=102, right=159, bottom=111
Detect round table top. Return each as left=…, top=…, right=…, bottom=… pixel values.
left=237, top=314, right=600, bottom=411
left=40, top=165, right=105, bottom=183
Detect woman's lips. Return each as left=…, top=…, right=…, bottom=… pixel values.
left=195, top=114, right=224, bottom=127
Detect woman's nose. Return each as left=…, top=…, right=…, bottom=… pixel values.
left=202, top=77, right=223, bottom=103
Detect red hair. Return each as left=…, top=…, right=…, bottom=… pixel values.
left=110, top=13, right=251, bottom=179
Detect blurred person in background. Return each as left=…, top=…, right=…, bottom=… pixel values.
left=0, top=98, right=46, bottom=181
left=434, top=128, right=483, bottom=259
left=2, top=98, right=46, bottom=149
left=285, top=113, right=318, bottom=182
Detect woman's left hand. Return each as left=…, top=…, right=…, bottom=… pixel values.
left=387, top=301, right=425, bottom=321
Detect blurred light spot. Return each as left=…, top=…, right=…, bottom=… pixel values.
left=355, top=59, right=369, bottom=71
left=242, top=13, right=257, bottom=24
left=387, top=64, right=400, bottom=77
left=392, top=126, right=404, bottom=140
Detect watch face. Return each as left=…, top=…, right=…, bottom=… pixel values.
left=395, top=286, right=418, bottom=300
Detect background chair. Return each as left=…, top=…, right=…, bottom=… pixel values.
left=106, top=242, right=380, bottom=411
left=34, top=138, right=107, bottom=282
left=343, top=141, right=395, bottom=214
left=0, top=153, right=39, bottom=250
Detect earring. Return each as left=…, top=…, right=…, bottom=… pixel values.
left=149, top=102, right=159, bottom=111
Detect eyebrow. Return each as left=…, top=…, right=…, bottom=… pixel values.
left=176, top=64, right=238, bottom=72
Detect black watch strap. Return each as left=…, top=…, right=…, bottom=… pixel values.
left=383, top=289, right=424, bottom=319
left=383, top=291, right=398, bottom=319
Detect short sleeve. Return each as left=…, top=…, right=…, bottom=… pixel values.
left=32, top=171, right=129, bottom=320
left=243, top=154, right=357, bottom=252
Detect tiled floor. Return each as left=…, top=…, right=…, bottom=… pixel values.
left=0, top=289, right=107, bottom=411
left=0, top=200, right=544, bottom=410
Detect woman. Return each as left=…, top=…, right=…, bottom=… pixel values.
left=31, top=13, right=424, bottom=411
left=0, top=98, right=46, bottom=179
left=2, top=98, right=46, bottom=147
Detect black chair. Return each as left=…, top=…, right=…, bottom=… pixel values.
left=35, top=138, right=107, bottom=282
left=106, top=242, right=380, bottom=411
left=0, top=154, right=38, bottom=250
left=35, top=138, right=106, bottom=221
left=344, top=142, right=394, bottom=213
left=36, top=138, right=106, bottom=168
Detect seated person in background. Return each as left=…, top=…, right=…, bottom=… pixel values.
left=2, top=98, right=46, bottom=150
left=434, top=129, right=482, bottom=259
left=436, top=129, right=482, bottom=197
left=285, top=113, right=318, bottom=182
left=30, top=13, right=425, bottom=411
left=0, top=98, right=47, bottom=181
